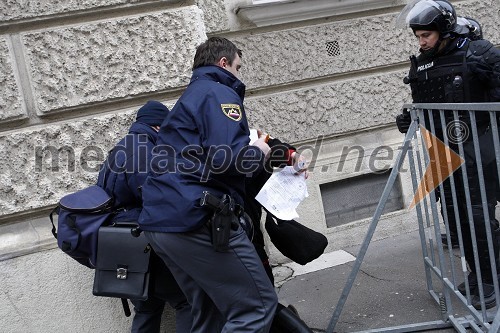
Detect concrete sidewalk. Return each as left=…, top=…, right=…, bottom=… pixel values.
left=274, top=229, right=466, bottom=333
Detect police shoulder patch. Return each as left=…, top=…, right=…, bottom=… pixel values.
left=221, top=104, right=242, bottom=121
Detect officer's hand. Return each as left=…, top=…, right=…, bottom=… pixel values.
left=252, top=134, right=271, bottom=159
left=396, top=110, right=411, bottom=134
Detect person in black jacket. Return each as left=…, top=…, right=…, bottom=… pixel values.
left=97, top=101, right=192, bottom=333
left=395, top=0, right=500, bottom=309
left=245, top=133, right=306, bottom=282
left=244, top=133, right=313, bottom=333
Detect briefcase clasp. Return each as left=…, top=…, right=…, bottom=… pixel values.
left=117, top=266, right=128, bottom=280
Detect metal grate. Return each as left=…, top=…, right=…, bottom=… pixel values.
left=325, top=41, right=340, bottom=56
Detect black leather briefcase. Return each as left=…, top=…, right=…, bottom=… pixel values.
left=92, top=224, right=151, bottom=300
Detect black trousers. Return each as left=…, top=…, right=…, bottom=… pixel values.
left=439, top=130, right=500, bottom=283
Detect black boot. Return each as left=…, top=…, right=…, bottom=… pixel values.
left=458, top=272, right=477, bottom=295
left=471, top=283, right=497, bottom=310
left=441, top=232, right=459, bottom=248
left=270, top=303, right=313, bottom=333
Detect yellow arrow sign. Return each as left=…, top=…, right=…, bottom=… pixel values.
left=409, top=125, right=465, bottom=209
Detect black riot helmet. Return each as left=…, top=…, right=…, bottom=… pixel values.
left=396, top=0, right=468, bottom=38
left=457, top=16, right=483, bottom=40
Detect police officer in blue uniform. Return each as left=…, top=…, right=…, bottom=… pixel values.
left=139, top=37, right=278, bottom=332
left=96, top=101, right=192, bottom=332
left=395, top=0, right=500, bottom=309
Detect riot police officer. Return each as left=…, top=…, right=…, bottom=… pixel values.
left=438, top=15, right=484, bottom=248
left=395, top=0, right=500, bottom=309
left=457, top=16, right=483, bottom=41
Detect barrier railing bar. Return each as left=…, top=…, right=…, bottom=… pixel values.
left=348, top=320, right=453, bottom=333
left=407, top=111, right=436, bottom=302
left=327, top=103, right=500, bottom=332
left=326, top=120, right=419, bottom=333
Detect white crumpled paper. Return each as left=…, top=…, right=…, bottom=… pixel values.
left=256, top=166, right=309, bottom=220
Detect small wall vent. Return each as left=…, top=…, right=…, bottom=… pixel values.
left=326, top=41, right=340, bottom=57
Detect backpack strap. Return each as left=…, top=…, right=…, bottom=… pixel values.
left=49, top=206, right=60, bottom=239
left=121, top=298, right=131, bottom=317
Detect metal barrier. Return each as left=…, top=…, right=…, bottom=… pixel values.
left=327, top=103, right=500, bottom=333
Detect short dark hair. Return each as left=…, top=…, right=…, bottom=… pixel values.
left=192, top=37, right=242, bottom=71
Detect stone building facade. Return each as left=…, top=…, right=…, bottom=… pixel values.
left=0, top=0, right=498, bottom=331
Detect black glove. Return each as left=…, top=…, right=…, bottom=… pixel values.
left=396, top=109, right=411, bottom=134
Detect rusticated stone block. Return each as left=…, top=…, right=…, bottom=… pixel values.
left=1, top=0, right=125, bottom=22
left=0, top=110, right=137, bottom=216
left=0, top=0, right=178, bottom=23
left=196, top=0, right=229, bottom=33
left=245, top=71, right=410, bottom=143
left=234, top=14, right=412, bottom=89
left=234, top=0, right=496, bottom=90
left=22, top=6, right=206, bottom=114
left=0, top=37, right=25, bottom=121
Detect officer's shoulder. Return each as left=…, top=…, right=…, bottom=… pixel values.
left=467, top=39, right=494, bottom=57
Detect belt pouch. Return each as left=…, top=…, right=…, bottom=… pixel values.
left=211, top=213, right=232, bottom=252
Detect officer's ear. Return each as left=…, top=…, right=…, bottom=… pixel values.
left=217, top=57, right=228, bottom=69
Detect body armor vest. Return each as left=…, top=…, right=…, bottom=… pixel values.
left=410, top=45, right=469, bottom=103
left=407, top=39, right=490, bottom=128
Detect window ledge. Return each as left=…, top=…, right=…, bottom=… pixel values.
left=236, top=0, right=400, bottom=27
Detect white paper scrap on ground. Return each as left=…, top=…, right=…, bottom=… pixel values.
left=255, top=166, right=308, bottom=220
left=286, top=250, right=356, bottom=277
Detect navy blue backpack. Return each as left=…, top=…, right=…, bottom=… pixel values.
left=50, top=147, right=123, bottom=268
left=50, top=185, right=114, bottom=268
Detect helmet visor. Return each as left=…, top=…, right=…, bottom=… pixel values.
left=394, top=0, right=444, bottom=29
left=456, top=16, right=471, bottom=27
left=454, top=17, right=471, bottom=35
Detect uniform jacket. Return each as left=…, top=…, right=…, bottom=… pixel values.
left=139, top=65, right=266, bottom=232
left=97, top=122, right=158, bottom=222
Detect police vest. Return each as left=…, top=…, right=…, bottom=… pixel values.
left=408, top=39, right=491, bottom=126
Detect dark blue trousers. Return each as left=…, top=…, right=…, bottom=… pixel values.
left=130, top=251, right=192, bottom=333
left=145, top=224, right=278, bottom=333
